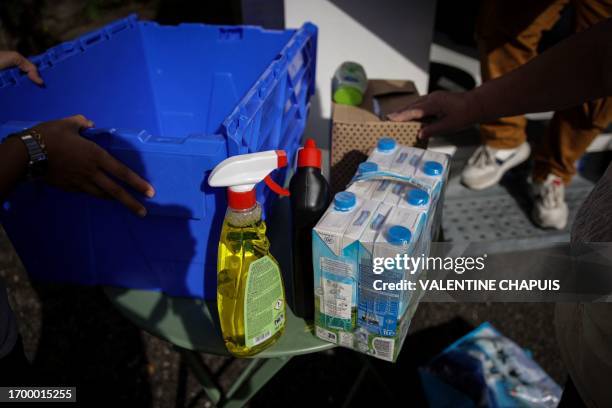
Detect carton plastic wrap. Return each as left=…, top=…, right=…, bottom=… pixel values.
left=313, top=142, right=449, bottom=361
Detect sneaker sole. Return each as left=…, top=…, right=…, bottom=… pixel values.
left=531, top=205, right=569, bottom=230
left=461, top=143, right=532, bottom=190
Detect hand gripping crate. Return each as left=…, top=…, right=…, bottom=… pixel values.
left=0, top=15, right=317, bottom=299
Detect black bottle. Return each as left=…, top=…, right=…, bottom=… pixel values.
left=289, top=138, right=331, bottom=319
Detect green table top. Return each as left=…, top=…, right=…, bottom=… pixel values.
left=103, top=198, right=334, bottom=358
left=104, top=287, right=334, bottom=358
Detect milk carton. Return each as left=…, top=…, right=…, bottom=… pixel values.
left=398, top=187, right=440, bottom=242
left=346, top=161, right=379, bottom=198
left=313, top=142, right=449, bottom=362
left=413, top=149, right=450, bottom=201
left=385, top=146, right=427, bottom=206
left=367, top=137, right=399, bottom=170
left=391, top=145, right=423, bottom=175
left=351, top=299, right=419, bottom=362
left=370, top=181, right=424, bottom=211
left=362, top=178, right=406, bottom=206
left=340, top=198, right=381, bottom=320
left=366, top=142, right=430, bottom=205
left=357, top=202, right=394, bottom=278
left=398, top=187, right=430, bottom=210
left=313, top=192, right=378, bottom=331
left=369, top=179, right=394, bottom=202
left=358, top=205, right=426, bottom=336
left=411, top=149, right=449, bottom=241
left=382, top=181, right=409, bottom=206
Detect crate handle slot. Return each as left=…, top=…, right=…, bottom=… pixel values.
left=228, top=119, right=239, bottom=135
left=80, top=31, right=106, bottom=49
left=238, top=115, right=249, bottom=129
left=273, top=63, right=283, bottom=79
left=218, top=27, right=243, bottom=40
left=108, top=20, right=129, bottom=35
left=49, top=42, right=80, bottom=62
left=258, top=86, right=268, bottom=99
left=0, top=72, right=17, bottom=87
left=31, top=55, right=51, bottom=72
left=7, top=70, right=19, bottom=85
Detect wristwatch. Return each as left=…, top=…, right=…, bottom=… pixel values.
left=9, top=129, right=48, bottom=180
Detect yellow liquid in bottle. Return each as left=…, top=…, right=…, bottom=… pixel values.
left=217, top=204, right=286, bottom=357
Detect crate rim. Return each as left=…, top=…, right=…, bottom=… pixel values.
left=0, top=14, right=318, bottom=156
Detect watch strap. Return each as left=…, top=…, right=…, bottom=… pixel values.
left=9, top=129, right=48, bottom=180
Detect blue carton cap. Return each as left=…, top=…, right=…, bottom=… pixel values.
left=377, top=137, right=396, bottom=152
left=358, top=161, right=378, bottom=174
left=406, top=188, right=429, bottom=206
left=387, top=225, right=411, bottom=245
left=423, top=160, right=444, bottom=176
left=334, top=191, right=356, bottom=211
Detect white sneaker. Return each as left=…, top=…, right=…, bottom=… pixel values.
left=531, top=174, right=568, bottom=230
left=461, top=143, right=531, bottom=190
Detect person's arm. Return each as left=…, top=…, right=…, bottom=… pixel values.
left=0, top=51, right=154, bottom=216
left=0, top=115, right=155, bottom=216
left=388, top=18, right=612, bottom=138
left=0, top=50, right=42, bottom=199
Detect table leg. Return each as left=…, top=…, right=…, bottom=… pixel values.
left=221, top=356, right=291, bottom=408
left=178, top=348, right=223, bottom=405
left=178, top=347, right=291, bottom=408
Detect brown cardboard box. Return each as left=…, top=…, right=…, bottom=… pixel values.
left=330, top=79, right=424, bottom=192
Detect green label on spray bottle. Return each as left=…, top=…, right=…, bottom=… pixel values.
left=244, top=255, right=285, bottom=348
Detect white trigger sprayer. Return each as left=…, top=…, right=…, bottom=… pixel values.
left=208, top=150, right=290, bottom=210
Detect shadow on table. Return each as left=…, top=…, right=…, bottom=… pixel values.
left=251, top=317, right=475, bottom=407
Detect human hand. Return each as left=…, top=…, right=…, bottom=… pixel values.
left=32, top=115, right=155, bottom=216
left=387, top=90, right=483, bottom=139
left=0, top=51, right=44, bottom=85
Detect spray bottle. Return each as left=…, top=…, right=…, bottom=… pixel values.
left=208, top=150, right=290, bottom=357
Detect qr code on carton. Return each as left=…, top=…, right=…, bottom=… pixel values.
left=316, top=326, right=337, bottom=344
left=372, top=337, right=394, bottom=361
left=339, top=331, right=354, bottom=348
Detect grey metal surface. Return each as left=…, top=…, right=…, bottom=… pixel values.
left=441, top=150, right=596, bottom=249
left=443, top=183, right=592, bottom=244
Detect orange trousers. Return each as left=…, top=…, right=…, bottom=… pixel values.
left=476, top=0, right=612, bottom=184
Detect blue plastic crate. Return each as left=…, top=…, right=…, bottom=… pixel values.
left=0, top=15, right=317, bottom=299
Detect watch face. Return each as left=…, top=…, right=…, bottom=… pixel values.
left=16, top=132, right=48, bottom=180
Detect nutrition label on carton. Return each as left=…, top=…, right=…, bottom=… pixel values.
left=320, top=257, right=354, bottom=320
left=321, top=257, right=353, bottom=278
left=244, top=256, right=285, bottom=348
left=322, top=278, right=352, bottom=319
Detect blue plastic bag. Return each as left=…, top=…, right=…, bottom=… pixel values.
left=420, top=322, right=562, bottom=408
